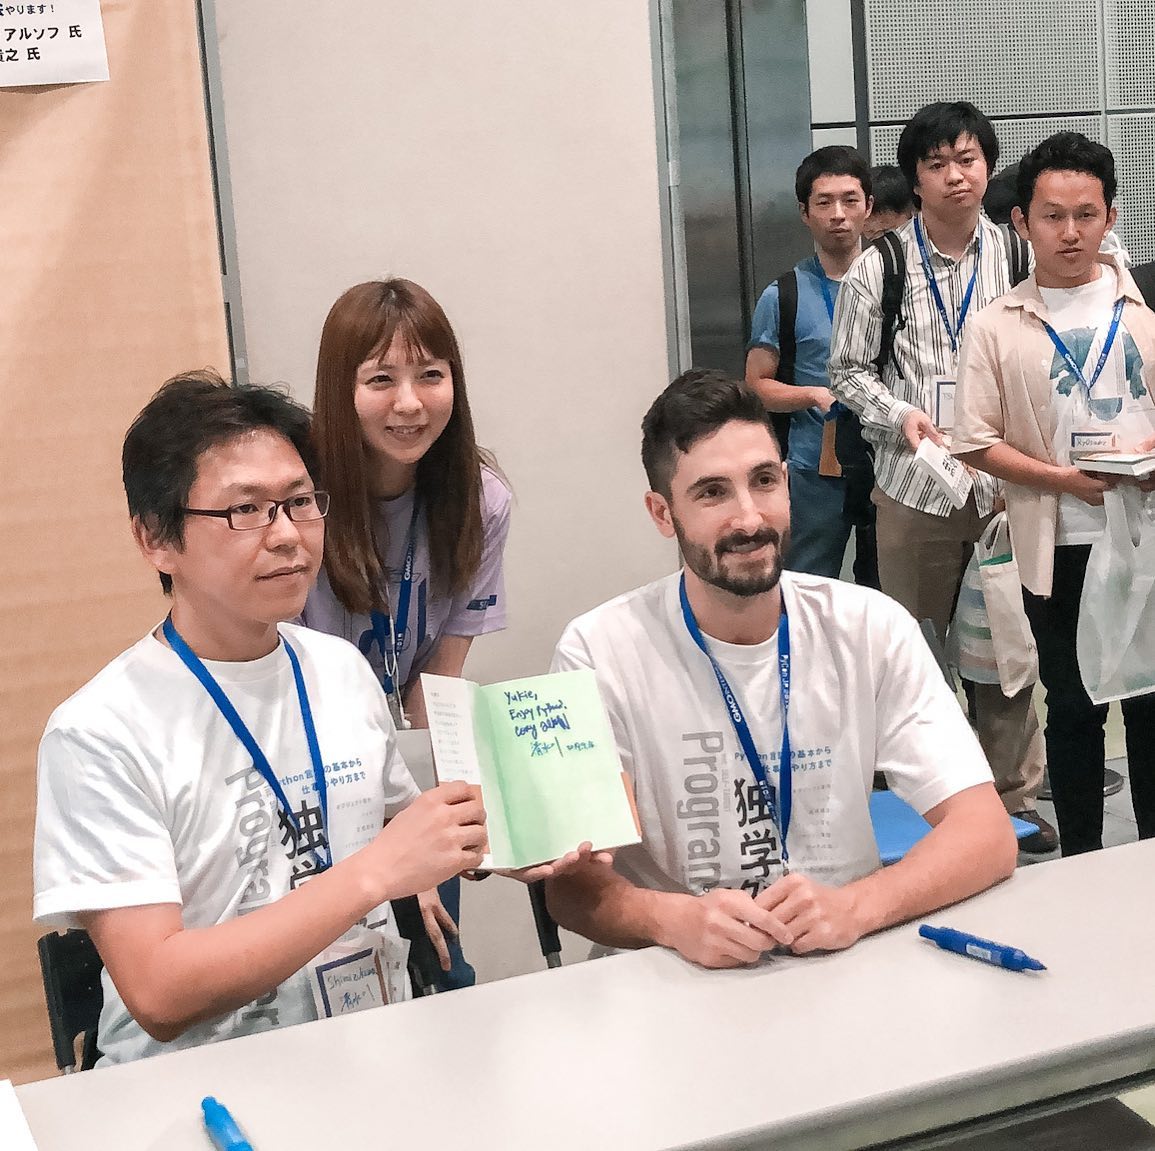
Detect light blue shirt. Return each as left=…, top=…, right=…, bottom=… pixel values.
left=749, top=255, right=839, bottom=471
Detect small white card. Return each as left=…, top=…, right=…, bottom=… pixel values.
left=1071, top=429, right=1118, bottom=455
left=311, top=944, right=390, bottom=1018
left=934, top=377, right=956, bottom=432
left=914, top=438, right=973, bottom=510
left=0, top=1081, right=38, bottom=1151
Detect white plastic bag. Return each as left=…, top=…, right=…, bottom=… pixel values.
left=975, top=513, right=1038, bottom=697
left=948, top=552, right=1000, bottom=686
left=1077, top=486, right=1155, bottom=704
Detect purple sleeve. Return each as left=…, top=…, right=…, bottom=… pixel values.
left=442, top=468, right=511, bottom=638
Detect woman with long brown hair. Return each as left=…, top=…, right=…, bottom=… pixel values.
left=302, top=278, right=512, bottom=989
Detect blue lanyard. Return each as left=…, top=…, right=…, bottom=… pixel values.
left=914, top=216, right=981, bottom=355
left=679, top=575, right=792, bottom=867
left=1042, top=297, right=1125, bottom=398
left=163, top=617, right=330, bottom=870
left=814, top=257, right=837, bottom=324
left=369, top=497, right=421, bottom=697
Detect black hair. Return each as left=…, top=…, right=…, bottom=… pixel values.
left=641, top=369, right=779, bottom=498
left=795, top=145, right=872, bottom=206
left=983, top=162, right=1019, bottom=225
left=869, top=164, right=914, bottom=216
left=122, top=369, right=316, bottom=594
left=896, top=101, right=999, bottom=203
left=1015, top=132, right=1117, bottom=218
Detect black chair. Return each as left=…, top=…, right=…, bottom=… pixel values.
left=37, top=929, right=103, bottom=1072
left=528, top=881, right=562, bottom=968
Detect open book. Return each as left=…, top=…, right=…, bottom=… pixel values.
left=421, top=670, right=641, bottom=869
left=1074, top=451, right=1155, bottom=478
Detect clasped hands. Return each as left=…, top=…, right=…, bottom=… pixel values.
left=665, top=874, right=866, bottom=970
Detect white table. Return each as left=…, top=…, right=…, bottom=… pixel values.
left=18, top=840, right=1155, bottom=1151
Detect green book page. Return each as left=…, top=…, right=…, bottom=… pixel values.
left=479, top=669, right=640, bottom=869
left=420, top=673, right=513, bottom=869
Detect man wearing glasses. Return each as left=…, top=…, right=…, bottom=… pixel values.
left=32, top=371, right=488, bottom=1064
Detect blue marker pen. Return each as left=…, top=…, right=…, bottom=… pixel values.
left=919, top=925, right=1046, bottom=972
left=202, top=1097, right=254, bottom=1151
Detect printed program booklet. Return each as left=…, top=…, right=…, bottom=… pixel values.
left=422, top=669, right=641, bottom=869
left=1074, top=451, right=1155, bottom=478
left=914, top=438, right=972, bottom=509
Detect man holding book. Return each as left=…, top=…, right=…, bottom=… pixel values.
left=546, top=370, right=1016, bottom=969
left=953, top=132, right=1155, bottom=856
left=32, top=373, right=493, bottom=1063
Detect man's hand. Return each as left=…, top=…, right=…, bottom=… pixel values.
left=1130, top=434, right=1155, bottom=492
left=493, top=841, right=615, bottom=884
left=809, top=387, right=837, bottom=415
left=417, top=887, right=459, bottom=971
left=659, top=888, right=793, bottom=969
left=1058, top=465, right=1115, bottom=506
left=373, top=782, right=487, bottom=896
left=755, top=873, right=865, bottom=954
left=901, top=409, right=944, bottom=452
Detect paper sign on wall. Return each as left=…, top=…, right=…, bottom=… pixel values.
left=0, top=0, right=109, bottom=87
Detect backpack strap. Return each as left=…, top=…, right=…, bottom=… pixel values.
left=999, top=222, right=1030, bottom=288
left=776, top=269, right=798, bottom=386
left=872, top=230, right=906, bottom=379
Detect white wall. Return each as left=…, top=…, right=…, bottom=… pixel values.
left=211, top=0, right=677, bottom=980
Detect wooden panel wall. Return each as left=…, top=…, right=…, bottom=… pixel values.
left=0, top=0, right=227, bottom=1082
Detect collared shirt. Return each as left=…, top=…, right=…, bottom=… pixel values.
left=952, top=254, right=1155, bottom=596
left=829, top=212, right=1026, bottom=517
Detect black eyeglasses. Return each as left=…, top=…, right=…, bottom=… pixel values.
left=181, top=490, right=331, bottom=532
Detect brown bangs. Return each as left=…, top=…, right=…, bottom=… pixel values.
left=313, top=279, right=488, bottom=616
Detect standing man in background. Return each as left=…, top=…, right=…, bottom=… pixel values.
left=954, top=132, right=1155, bottom=855
left=746, top=146, right=874, bottom=580
left=828, top=101, right=1055, bottom=852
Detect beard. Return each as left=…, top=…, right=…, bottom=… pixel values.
left=673, top=518, right=787, bottom=598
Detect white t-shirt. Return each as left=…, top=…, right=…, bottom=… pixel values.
left=34, top=623, right=419, bottom=1065
left=552, top=573, right=992, bottom=897
left=1040, top=266, right=1155, bottom=544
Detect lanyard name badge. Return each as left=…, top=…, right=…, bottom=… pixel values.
left=163, top=617, right=331, bottom=872
left=914, top=216, right=981, bottom=355
left=679, top=575, right=793, bottom=871
left=1042, top=298, right=1125, bottom=427
left=369, top=498, right=421, bottom=724
left=815, top=257, right=837, bottom=324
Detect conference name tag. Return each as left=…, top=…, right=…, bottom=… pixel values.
left=309, top=930, right=410, bottom=1018
left=1071, top=429, right=1117, bottom=455
left=934, top=376, right=956, bottom=433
